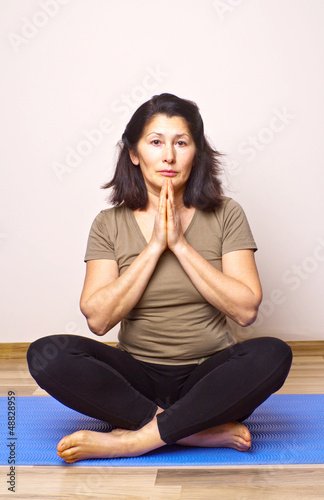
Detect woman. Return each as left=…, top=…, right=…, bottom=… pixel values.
left=27, top=93, right=292, bottom=463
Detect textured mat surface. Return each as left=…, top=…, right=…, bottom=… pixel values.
left=1, top=395, right=323, bottom=466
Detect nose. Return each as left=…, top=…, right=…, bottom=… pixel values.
left=162, top=143, right=175, bottom=164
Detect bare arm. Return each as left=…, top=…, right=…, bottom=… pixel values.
left=80, top=246, right=160, bottom=335
left=166, top=182, right=262, bottom=327
left=81, top=179, right=262, bottom=334
left=80, top=183, right=168, bottom=336
left=172, top=244, right=262, bottom=326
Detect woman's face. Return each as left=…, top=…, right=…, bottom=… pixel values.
left=129, top=114, right=196, bottom=197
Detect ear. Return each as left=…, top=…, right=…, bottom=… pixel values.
left=129, top=149, right=140, bottom=166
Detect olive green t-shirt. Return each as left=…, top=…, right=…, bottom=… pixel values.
left=84, top=197, right=257, bottom=365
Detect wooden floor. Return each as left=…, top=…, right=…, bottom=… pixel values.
left=0, top=342, right=324, bottom=499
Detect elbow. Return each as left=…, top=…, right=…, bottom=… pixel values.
left=238, top=290, right=263, bottom=327
left=236, top=298, right=262, bottom=327
left=237, top=308, right=259, bottom=327
left=86, top=313, right=113, bottom=336
left=87, top=320, right=109, bottom=336
left=80, top=298, right=110, bottom=336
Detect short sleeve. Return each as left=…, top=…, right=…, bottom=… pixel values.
left=222, top=199, right=257, bottom=255
left=84, top=211, right=115, bottom=261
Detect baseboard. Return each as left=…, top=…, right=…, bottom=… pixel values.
left=0, top=343, right=32, bottom=359
left=285, top=341, right=324, bottom=356
left=0, top=341, right=117, bottom=359
left=1, top=340, right=324, bottom=359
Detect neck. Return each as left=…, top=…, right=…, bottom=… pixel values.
left=146, top=187, right=186, bottom=213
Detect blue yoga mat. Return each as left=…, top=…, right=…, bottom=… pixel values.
left=1, top=395, right=323, bottom=466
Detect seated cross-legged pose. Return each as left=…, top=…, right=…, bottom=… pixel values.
left=27, top=93, right=292, bottom=463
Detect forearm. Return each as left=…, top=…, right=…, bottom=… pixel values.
left=172, top=241, right=261, bottom=327
left=81, top=243, right=162, bottom=335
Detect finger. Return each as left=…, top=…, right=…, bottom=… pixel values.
left=165, top=179, right=171, bottom=200
left=159, top=197, right=166, bottom=226
left=159, top=180, right=167, bottom=199
left=167, top=199, right=178, bottom=231
left=167, top=181, right=176, bottom=218
left=169, top=180, right=177, bottom=210
left=159, top=181, right=167, bottom=212
left=167, top=197, right=173, bottom=219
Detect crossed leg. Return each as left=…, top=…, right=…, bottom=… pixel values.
left=27, top=335, right=291, bottom=463
left=57, top=410, right=251, bottom=463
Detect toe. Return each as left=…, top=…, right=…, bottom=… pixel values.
left=243, top=429, right=251, bottom=441
left=237, top=424, right=251, bottom=444
left=57, top=431, right=87, bottom=452
left=57, top=435, right=71, bottom=452
left=239, top=437, right=251, bottom=451
left=57, top=447, right=78, bottom=463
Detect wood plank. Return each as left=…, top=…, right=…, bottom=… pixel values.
left=0, top=466, right=180, bottom=500
left=1, top=340, right=324, bottom=359
left=156, top=467, right=324, bottom=500
left=0, top=346, right=323, bottom=499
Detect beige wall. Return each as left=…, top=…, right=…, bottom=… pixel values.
left=1, top=0, right=323, bottom=343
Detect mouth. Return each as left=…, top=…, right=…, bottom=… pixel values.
left=159, top=170, right=177, bottom=177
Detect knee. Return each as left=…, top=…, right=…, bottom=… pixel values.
left=27, top=334, right=72, bottom=381
left=256, top=337, right=293, bottom=374
left=241, top=336, right=292, bottom=371
left=265, top=337, right=292, bottom=362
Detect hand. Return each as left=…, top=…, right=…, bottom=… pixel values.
left=148, top=180, right=185, bottom=254
left=149, top=180, right=168, bottom=254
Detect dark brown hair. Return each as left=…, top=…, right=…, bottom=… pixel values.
left=102, top=93, right=224, bottom=210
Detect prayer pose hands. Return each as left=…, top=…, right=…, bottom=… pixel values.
left=151, top=180, right=185, bottom=254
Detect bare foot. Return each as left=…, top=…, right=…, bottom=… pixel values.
left=57, top=415, right=166, bottom=463
left=176, top=422, right=251, bottom=451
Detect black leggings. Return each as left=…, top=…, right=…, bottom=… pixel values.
left=27, top=335, right=292, bottom=444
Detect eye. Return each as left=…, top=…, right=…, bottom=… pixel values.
left=151, top=139, right=161, bottom=145
left=177, top=140, right=187, bottom=146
